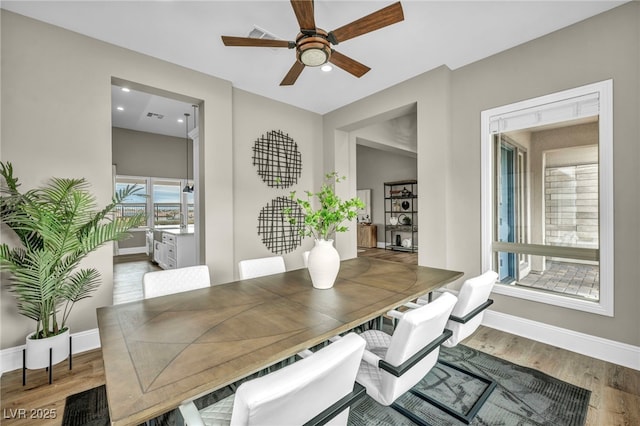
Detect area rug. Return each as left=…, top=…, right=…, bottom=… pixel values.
left=349, top=344, right=591, bottom=425
left=63, top=345, right=590, bottom=426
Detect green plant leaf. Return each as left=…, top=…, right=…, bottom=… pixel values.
left=0, top=161, right=146, bottom=338
left=283, top=172, right=365, bottom=241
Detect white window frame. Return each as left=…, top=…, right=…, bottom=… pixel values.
left=481, top=80, right=613, bottom=316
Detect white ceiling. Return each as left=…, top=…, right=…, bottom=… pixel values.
left=111, top=85, right=197, bottom=138
left=2, top=1, right=627, bottom=125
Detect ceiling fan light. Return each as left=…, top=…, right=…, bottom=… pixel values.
left=300, top=48, right=328, bottom=67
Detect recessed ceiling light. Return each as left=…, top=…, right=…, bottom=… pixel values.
left=321, top=64, right=332, bottom=72
left=116, top=106, right=124, bottom=111
left=121, top=87, right=130, bottom=92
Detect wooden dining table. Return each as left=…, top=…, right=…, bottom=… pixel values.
left=97, top=257, right=463, bottom=425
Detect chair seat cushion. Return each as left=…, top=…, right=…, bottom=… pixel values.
left=356, top=330, right=392, bottom=405
left=198, top=394, right=235, bottom=426
left=360, top=329, right=392, bottom=357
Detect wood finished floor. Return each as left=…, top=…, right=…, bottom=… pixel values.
left=1, top=249, right=638, bottom=426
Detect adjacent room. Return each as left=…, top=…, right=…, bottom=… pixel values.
left=1, top=1, right=638, bottom=425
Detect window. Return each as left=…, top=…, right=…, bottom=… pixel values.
left=153, top=179, right=181, bottom=227
left=114, top=177, right=148, bottom=228
left=115, top=175, right=194, bottom=229
left=151, top=179, right=195, bottom=227
left=481, top=80, right=613, bottom=316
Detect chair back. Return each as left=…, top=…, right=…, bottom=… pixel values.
left=381, top=292, right=457, bottom=405
left=231, top=333, right=366, bottom=426
left=444, top=270, right=498, bottom=347
left=142, top=265, right=210, bottom=299
left=238, top=256, right=285, bottom=280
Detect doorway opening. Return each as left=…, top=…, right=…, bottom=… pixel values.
left=110, top=78, right=203, bottom=304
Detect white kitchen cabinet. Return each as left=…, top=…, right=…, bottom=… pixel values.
left=157, top=231, right=196, bottom=270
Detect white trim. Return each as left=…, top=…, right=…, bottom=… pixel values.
left=481, top=79, right=614, bottom=316
left=0, top=328, right=101, bottom=376
left=483, top=310, right=639, bottom=371
left=116, top=246, right=147, bottom=255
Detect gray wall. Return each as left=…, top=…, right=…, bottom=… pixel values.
left=232, top=89, right=323, bottom=273
left=324, top=3, right=639, bottom=347
left=0, top=10, right=322, bottom=349
left=1, top=3, right=638, bottom=351
left=112, top=127, right=192, bottom=179
left=356, top=144, right=417, bottom=242
left=448, top=2, right=638, bottom=346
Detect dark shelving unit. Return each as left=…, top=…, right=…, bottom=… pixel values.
left=384, top=180, right=418, bottom=253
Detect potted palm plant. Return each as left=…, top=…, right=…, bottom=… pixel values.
left=286, top=172, right=364, bottom=289
left=0, top=162, right=145, bottom=370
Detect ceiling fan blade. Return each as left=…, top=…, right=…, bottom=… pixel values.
left=329, top=1, right=404, bottom=44
left=329, top=50, right=370, bottom=78
left=290, top=0, right=316, bottom=30
left=280, top=61, right=306, bottom=86
left=221, top=36, right=293, bottom=48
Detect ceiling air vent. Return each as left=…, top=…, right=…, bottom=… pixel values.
left=248, top=25, right=276, bottom=40
left=146, top=112, right=164, bottom=119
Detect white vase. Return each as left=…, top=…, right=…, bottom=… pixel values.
left=307, top=239, right=340, bottom=289
left=25, top=328, right=70, bottom=369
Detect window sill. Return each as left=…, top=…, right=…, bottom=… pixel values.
left=493, top=283, right=613, bottom=316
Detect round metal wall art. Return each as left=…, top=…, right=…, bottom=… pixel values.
left=257, top=196, right=305, bottom=254
left=252, top=130, right=302, bottom=188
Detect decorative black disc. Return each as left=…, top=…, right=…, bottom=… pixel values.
left=252, top=130, right=302, bottom=188
left=257, top=197, right=305, bottom=254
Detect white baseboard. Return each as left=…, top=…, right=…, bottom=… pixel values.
left=483, top=310, right=640, bottom=371
left=117, top=246, right=147, bottom=255
left=0, top=328, right=101, bottom=376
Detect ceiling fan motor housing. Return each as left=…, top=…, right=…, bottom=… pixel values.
left=296, top=29, right=331, bottom=66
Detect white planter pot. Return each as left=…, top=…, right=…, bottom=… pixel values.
left=307, top=239, right=340, bottom=289
left=25, top=328, right=70, bottom=369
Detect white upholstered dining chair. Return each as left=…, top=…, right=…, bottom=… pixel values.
left=178, top=333, right=366, bottom=426
left=409, top=270, right=499, bottom=424
left=142, top=265, right=211, bottom=299
left=416, top=270, right=498, bottom=348
left=354, top=292, right=457, bottom=425
left=238, top=256, right=286, bottom=280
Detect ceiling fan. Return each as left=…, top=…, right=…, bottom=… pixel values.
left=221, top=0, right=404, bottom=86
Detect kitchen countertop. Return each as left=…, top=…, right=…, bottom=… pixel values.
left=154, top=225, right=194, bottom=235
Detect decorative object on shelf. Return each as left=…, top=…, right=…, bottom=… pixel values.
left=401, top=200, right=410, bottom=210
left=402, top=238, right=412, bottom=248
left=389, top=216, right=398, bottom=225
left=0, top=162, right=145, bottom=382
left=359, top=214, right=371, bottom=224
left=257, top=196, right=304, bottom=254
left=398, top=214, right=411, bottom=225
left=284, top=172, right=364, bottom=289
left=252, top=130, right=302, bottom=188
left=401, top=187, right=412, bottom=197
left=393, top=200, right=401, bottom=211
left=396, top=234, right=402, bottom=246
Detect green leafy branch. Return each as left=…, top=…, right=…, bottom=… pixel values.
left=284, top=172, right=364, bottom=241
